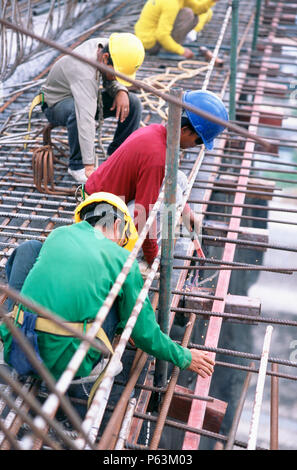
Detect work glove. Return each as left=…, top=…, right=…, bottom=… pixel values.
left=138, top=260, right=160, bottom=281
left=138, top=260, right=151, bottom=280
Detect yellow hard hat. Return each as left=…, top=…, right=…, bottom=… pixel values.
left=74, top=192, right=138, bottom=252
left=109, top=33, right=145, bottom=87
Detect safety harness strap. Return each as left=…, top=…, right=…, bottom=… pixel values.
left=25, top=93, right=44, bottom=150
left=12, top=305, right=114, bottom=356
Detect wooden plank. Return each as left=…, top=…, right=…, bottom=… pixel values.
left=167, top=385, right=227, bottom=433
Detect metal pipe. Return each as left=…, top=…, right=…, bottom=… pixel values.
left=229, top=0, right=239, bottom=121
left=156, top=88, right=182, bottom=389
left=248, top=325, right=273, bottom=450
left=114, top=398, right=137, bottom=450
left=270, top=363, right=279, bottom=450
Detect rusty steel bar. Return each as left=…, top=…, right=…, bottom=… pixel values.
left=173, top=265, right=294, bottom=274
left=0, top=365, right=79, bottom=450
left=197, top=168, right=297, bottom=187
left=169, top=306, right=297, bottom=329
left=225, top=362, right=255, bottom=450
left=198, top=209, right=297, bottom=228
left=0, top=18, right=274, bottom=151
left=132, top=409, right=267, bottom=450
left=174, top=253, right=295, bottom=271
left=192, top=184, right=297, bottom=201
left=114, top=379, right=214, bottom=403
left=186, top=338, right=297, bottom=370
left=200, top=160, right=297, bottom=176
left=149, top=286, right=224, bottom=302
left=0, top=417, right=22, bottom=450
left=0, top=305, right=95, bottom=449
left=192, top=233, right=297, bottom=254
left=216, top=360, right=297, bottom=382
left=188, top=197, right=297, bottom=215
left=270, top=363, right=279, bottom=450
left=0, top=388, right=62, bottom=450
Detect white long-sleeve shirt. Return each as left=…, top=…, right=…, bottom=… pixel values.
left=42, top=38, right=128, bottom=165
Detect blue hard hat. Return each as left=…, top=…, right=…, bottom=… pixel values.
left=183, top=90, right=229, bottom=150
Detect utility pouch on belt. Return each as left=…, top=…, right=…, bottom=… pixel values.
left=10, top=307, right=43, bottom=376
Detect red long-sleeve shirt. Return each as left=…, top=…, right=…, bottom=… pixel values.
left=85, top=124, right=167, bottom=264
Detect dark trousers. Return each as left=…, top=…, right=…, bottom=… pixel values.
left=43, top=91, right=142, bottom=170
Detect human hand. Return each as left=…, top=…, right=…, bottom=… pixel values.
left=110, top=90, right=129, bottom=122
left=187, top=349, right=215, bottom=378
left=84, top=164, right=95, bottom=178
left=182, top=209, right=202, bottom=237
left=183, top=48, right=195, bottom=59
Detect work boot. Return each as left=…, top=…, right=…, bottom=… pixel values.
left=67, top=168, right=87, bottom=184
left=200, top=46, right=224, bottom=67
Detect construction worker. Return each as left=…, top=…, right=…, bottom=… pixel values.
left=134, top=0, right=220, bottom=60
left=84, top=90, right=228, bottom=270
left=0, top=192, right=214, bottom=419
left=40, top=33, right=145, bottom=184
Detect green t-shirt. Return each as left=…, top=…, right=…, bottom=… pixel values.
left=0, top=222, right=191, bottom=380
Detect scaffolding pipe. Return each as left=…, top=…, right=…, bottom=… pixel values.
left=252, top=0, right=263, bottom=51
left=247, top=325, right=274, bottom=450
left=155, top=88, right=182, bottom=389
left=229, top=0, right=239, bottom=121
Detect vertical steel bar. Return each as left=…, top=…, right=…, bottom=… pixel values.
left=183, top=1, right=283, bottom=450
left=114, top=398, right=137, bottom=450
left=270, top=363, right=279, bottom=450
left=247, top=325, right=273, bottom=450
left=154, top=88, right=182, bottom=389
left=229, top=0, right=239, bottom=121
left=252, top=0, right=263, bottom=51
left=225, top=362, right=255, bottom=450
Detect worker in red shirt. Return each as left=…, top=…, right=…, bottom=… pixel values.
left=85, top=89, right=228, bottom=267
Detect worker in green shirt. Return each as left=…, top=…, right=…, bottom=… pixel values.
left=0, top=192, right=214, bottom=408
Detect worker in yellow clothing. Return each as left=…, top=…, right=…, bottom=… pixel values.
left=135, top=0, right=220, bottom=60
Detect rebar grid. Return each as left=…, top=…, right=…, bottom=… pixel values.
left=0, top=0, right=296, bottom=452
